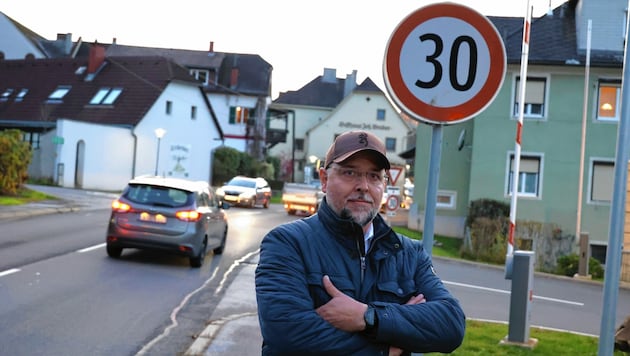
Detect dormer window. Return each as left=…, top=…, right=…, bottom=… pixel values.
left=16, top=89, right=28, bottom=102
left=90, top=87, right=122, bottom=105
left=0, top=88, right=13, bottom=101
left=48, top=86, right=71, bottom=102
left=190, top=69, right=209, bottom=85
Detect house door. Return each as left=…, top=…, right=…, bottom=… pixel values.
left=74, top=140, right=85, bottom=188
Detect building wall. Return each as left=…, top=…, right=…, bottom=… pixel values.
left=134, top=82, right=223, bottom=184
left=268, top=104, right=333, bottom=182
left=0, top=13, right=45, bottom=59
left=411, top=120, right=473, bottom=237
left=53, top=82, right=222, bottom=191
left=418, top=61, right=621, bottom=245
left=575, top=0, right=627, bottom=52
left=306, top=91, right=411, bottom=169
left=56, top=119, right=134, bottom=191
left=207, top=93, right=258, bottom=153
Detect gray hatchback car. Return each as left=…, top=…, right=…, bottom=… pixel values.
left=106, top=176, right=229, bottom=267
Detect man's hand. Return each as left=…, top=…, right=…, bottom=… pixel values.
left=315, top=275, right=366, bottom=332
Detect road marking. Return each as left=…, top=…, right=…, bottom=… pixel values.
left=77, top=243, right=105, bottom=253
left=0, top=268, right=20, bottom=277
left=136, top=249, right=260, bottom=356
left=445, top=280, right=584, bottom=306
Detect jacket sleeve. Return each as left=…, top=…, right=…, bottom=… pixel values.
left=255, top=222, right=387, bottom=355
left=372, top=239, right=466, bottom=353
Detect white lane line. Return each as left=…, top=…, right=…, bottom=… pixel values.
left=0, top=268, right=20, bottom=277
left=444, top=280, right=584, bottom=306
left=135, top=249, right=260, bottom=356
left=77, top=243, right=106, bottom=253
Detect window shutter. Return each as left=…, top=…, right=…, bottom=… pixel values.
left=229, top=107, right=236, bottom=124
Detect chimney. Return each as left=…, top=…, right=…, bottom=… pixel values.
left=322, top=68, right=337, bottom=83
left=88, top=44, right=106, bottom=74
left=56, top=33, right=72, bottom=55
left=209, top=41, right=214, bottom=52
left=344, top=70, right=358, bottom=97
left=112, top=37, right=117, bottom=44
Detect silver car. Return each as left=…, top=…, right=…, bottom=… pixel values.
left=216, top=176, right=272, bottom=208
left=106, top=176, right=229, bottom=267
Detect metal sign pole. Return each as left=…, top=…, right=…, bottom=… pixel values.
left=423, top=124, right=443, bottom=257
left=598, top=5, right=630, bottom=351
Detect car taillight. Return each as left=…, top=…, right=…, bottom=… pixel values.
left=176, top=210, right=201, bottom=221
left=112, top=200, right=131, bottom=212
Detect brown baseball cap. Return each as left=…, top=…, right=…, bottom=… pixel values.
left=324, top=131, right=390, bottom=170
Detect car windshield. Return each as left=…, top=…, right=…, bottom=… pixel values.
left=125, top=184, right=191, bottom=207
left=227, top=178, right=256, bottom=188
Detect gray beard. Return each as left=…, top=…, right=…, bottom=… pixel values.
left=339, top=208, right=376, bottom=228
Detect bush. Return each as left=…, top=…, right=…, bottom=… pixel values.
left=0, top=129, right=32, bottom=195
left=466, top=198, right=510, bottom=228
left=211, top=146, right=278, bottom=186
left=556, top=253, right=604, bottom=279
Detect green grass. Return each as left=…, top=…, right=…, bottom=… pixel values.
left=424, top=319, right=625, bottom=355
left=392, top=226, right=463, bottom=258
left=0, top=187, right=56, bottom=206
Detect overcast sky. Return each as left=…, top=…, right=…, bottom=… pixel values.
left=3, top=0, right=565, bottom=99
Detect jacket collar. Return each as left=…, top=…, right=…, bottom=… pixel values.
left=317, top=197, right=397, bottom=248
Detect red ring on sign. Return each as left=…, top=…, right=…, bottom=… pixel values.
left=384, top=3, right=506, bottom=124
left=386, top=195, right=400, bottom=211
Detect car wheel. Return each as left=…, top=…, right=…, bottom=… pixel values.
left=213, top=227, right=228, bottom=255
left=287, top=209, right=296, bottom=215
left=107, top=244, right=122, bottom=258
left=263, top=198, right=270, bottom=209
left=190, top=238, right=207, bottom=268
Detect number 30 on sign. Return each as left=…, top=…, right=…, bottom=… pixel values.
left=383, top=3, right=506, bottom=125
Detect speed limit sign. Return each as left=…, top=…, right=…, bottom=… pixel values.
left=384, top=3, right=506, bottom=124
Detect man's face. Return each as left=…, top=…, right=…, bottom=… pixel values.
left=320, top=152, right=386, bottom=228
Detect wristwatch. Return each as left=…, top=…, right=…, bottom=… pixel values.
left=364, top=305, right=376, bottom=331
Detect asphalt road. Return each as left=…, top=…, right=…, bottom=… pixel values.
left=0, top=189, right=295, bottom=355
left=2, top=185, right=630, bottom=354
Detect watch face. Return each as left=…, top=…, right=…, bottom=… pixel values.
left=364, top=307, right=375, bottom=326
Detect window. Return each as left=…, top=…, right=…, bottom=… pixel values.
left=191, top=106, right=197, bottom=120
left=166, top=101, right=172, bottom=115
left=437, top=191, right=456, bottom=209
left=507, top=154, right=541, bottom=197
left=48, top=86, right=71, bottom=102
left=295, top=138, right=304, bottom=151
left=89, top=87, right=122, bottom=105
left=190, top=69, right=210, bottom=85
left=229, top=106, right=255, bottom=124
left=597, top=80, right=621, bottom=121
left=591, top=160, right=613, bottom=203
left=16, top=89, right=28, bottom=102
left=22, top=132, right=40, bottom=149
left=1, top=88, right=13, bottom=101
left=513, top=77, right=546, bottom=118
left=385, top=137, right=396, bottom=152
left=377, top=109, right=386, bottom=121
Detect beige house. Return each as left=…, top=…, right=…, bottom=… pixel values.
left=269, top=68, right=416, bottom=186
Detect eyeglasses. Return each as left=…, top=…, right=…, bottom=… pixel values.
left=329, top=166, right=387, bottom=185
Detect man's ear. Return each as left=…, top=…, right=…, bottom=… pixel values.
left=320, top=168, right=328, bottom=193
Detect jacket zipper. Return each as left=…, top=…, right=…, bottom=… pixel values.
left=357, top=239, right=366, bottom=282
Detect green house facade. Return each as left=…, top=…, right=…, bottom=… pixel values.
left=411, top=0, right=625, bottom=262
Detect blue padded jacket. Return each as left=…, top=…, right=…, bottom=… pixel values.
left=255, top=199, right=465, bottom=355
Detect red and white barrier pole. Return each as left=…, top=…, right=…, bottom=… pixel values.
left=506, top=1, right=532, bottom=279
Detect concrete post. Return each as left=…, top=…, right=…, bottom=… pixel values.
left=503, top=250, right=538, bottom=348
left=577, top=232, right=590, bottom=277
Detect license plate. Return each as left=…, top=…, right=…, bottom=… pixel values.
left=139, top=212, right=167, bottom=224
left=224, top=196, right=237, bottom=202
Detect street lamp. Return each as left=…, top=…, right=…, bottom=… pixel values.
left=154, top=128, right=166, bottom=176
